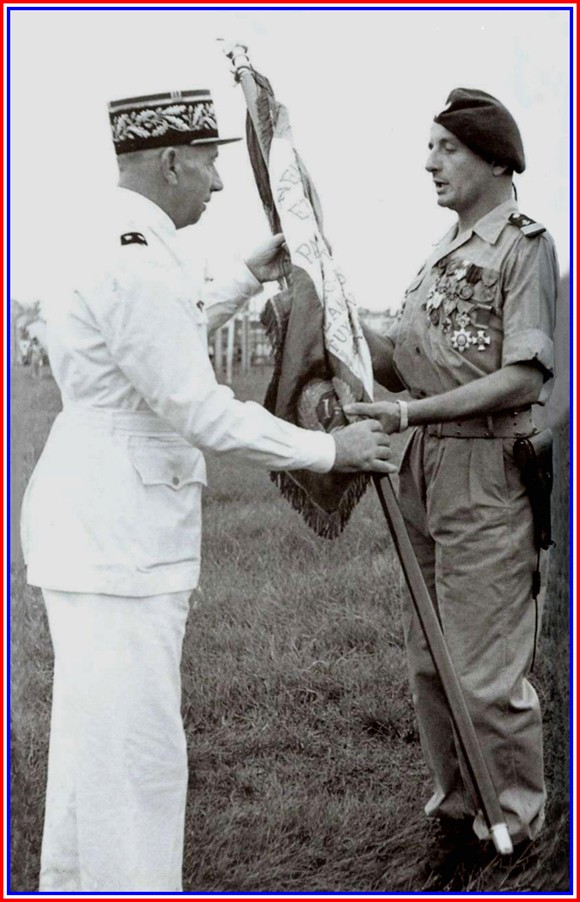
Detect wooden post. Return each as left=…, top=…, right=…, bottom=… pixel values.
left=214, top=327, right=224, bottom=376
left=225, top=318, right=235, bottom=384
left=241, top=312, right=250, bottom=372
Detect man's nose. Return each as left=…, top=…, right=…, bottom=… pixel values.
left=425, top=150, right=439, bottom=173
left=211, top=168, right=224, bottom=192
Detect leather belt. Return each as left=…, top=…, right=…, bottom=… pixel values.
left=426, top=408, right=535, bottom=439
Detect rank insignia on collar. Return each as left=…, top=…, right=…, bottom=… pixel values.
left=120, top=232, right=148, bottom=246
left=508, top=213, right=546, bottom=238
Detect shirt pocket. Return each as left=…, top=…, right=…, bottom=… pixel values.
left=397, top=269, right=427, bottom=338
left=126, top=437, right=207, bottom=571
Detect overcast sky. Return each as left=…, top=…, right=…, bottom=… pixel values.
left=8, top=4, right=572, bottom=312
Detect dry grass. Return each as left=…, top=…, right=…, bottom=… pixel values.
left=9, top=365, right=571, bottom=894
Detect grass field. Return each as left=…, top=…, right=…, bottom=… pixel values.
left=9, top=365, right=571, bottom=894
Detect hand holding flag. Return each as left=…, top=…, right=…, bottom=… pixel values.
left=244, top=233, right=288, bottom=283
left=332, top=420, right=396, bottom=474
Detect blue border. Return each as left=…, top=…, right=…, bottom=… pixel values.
left=6, top=3, right=576, bottom=897
left=3, top=4, right=576, bottom=9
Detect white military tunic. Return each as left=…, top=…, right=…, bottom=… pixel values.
left=21, top=187, right=334, bottom=596
left=21, top=187, right=336, bottom=892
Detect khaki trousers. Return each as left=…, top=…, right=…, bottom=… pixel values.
left=398, top=428, right=545, bottom=844
left=40, top=589, right=191, bottom=892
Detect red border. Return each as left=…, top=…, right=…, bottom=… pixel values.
left=2, top=3, right=577, bottom=902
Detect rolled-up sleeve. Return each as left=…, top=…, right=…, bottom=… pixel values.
left=501, top=233, right=559, bottom=379
left=90, top=256, right=335, bottom=473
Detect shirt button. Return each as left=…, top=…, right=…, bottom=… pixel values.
left=172, top=476, right=180, bottom=486
left=415, top=347, right=421, bottom=354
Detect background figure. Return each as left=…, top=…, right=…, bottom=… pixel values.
left=20, top=88, right=394, bottom=893
left=29, top=338, right=44, bottom=379
left=347, top=88, right=558, bottom=871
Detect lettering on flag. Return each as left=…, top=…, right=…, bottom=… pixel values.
left=246, top=70, right=375, bottom=538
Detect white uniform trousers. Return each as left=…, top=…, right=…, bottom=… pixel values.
left=40, top=589, right=191, bottom=892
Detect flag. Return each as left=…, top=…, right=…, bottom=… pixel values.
left=246, top=71, right=374, bottom=538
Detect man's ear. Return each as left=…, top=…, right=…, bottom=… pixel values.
left=160, top=147, right=179, bottom=186
left=491, top=162, right=509, bottom=177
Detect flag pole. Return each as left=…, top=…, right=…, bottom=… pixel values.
left=222, top=41, right=512, bottom=856
left=372, top=475, right=512, bottom=855
left=221, top=42, right=271, bottom=163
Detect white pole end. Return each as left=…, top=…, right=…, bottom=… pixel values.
left=490, top=823, right=513, bottom=855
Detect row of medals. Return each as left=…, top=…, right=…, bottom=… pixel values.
left=424, top=260, right=496, bottom=353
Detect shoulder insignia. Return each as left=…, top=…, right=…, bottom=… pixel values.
left=120, top=232, right=147, bottom=247
left=508, top=213, right=546, bottom=238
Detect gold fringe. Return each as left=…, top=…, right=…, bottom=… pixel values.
left=270, top=471, right=369, bottom=540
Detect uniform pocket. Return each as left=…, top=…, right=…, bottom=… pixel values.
left=127, top=438, right=207, bottom=490
left=126, top=438, right=207, bottom=571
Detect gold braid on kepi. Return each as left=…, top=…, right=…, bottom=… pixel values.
left=108, top=89, right=241, bottom=154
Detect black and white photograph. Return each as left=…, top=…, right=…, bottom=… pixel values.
left=7, top=2, right=574, bottom=896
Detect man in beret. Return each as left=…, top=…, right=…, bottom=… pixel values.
left=21, top=89, right=394, bottom=892
left=347, top=88, right=558, bottom=862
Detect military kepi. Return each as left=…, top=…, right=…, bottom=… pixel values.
left=109, top=90, right=241, bottom=155
left=434, top=88, right=525, bottom=174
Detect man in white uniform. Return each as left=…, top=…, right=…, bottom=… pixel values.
left=20, top=89, right=394, bottom=892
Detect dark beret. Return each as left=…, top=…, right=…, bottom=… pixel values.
left=434, top=87, right=525, bottom=174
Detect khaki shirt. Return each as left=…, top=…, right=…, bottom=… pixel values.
left=389, top=201, right=559, bottom=401
left=22, top=188, right=334, bottom=596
